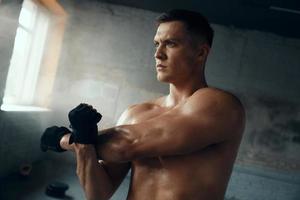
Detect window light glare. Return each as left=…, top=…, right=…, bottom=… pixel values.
left=19, top=0, right=37, bottom=30
left=0, top=104, right=50, bottom=112
left=1, top=0, right=50, bottom=112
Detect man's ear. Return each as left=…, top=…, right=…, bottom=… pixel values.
left=197, top=43, right=210, bottom=63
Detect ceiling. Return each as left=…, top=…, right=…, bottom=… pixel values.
left=3, top=0, right=299, bottom=39
left=99, top=0, right=300, bottom=39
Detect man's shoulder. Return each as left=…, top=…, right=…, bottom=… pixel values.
left=117, top=96, right=166, bottom=125
left=193, top=87, right=236, bottom=98
left=122, top=96, right=165, bottom=115
left=191, top=87, right=243, bottom=108
left=127, top=96, right=166, bottom=113
left=186, top=87, right=245, bottom=123
left=190, top=87, right=245, bottom=138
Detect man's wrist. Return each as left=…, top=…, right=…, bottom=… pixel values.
left=69, top=126, right=98, bottom=145
left=59, top=133, right=74, bottom=151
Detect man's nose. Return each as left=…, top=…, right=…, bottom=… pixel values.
left=154, top=46, right=166, bottom=60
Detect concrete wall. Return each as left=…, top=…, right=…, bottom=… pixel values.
left=0, top=0, right=299, bottom=199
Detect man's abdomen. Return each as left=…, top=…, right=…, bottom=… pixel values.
left=126, top=150, right=231, bottom=200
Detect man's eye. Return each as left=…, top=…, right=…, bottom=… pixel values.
left=154, top=42, right=159, bottom=48
left=166, top=42, right=176, bottom=47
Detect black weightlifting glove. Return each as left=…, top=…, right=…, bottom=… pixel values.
left=68, top=103, right=102, bottom=144
left=40, top=126, right=71, bottom=152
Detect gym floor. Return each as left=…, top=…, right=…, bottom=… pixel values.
left=0, top=153, right=130, bottom=200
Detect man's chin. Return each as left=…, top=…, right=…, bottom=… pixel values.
left=157, top=75, right=171, bottom=83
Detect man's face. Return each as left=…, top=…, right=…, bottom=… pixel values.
left=153, top=21, right=203, bottom=84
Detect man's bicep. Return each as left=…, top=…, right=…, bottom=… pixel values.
left=133, top=109, right=222, bottom=156
left=167, top=90, right=245, bottom=151
left=131, top=92, right=244, bottom=158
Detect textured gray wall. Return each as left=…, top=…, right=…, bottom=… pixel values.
left=0, top=0, right=299, bottom=199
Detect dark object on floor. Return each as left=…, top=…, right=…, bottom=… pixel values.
left=45, top=181, right=69, bottom=198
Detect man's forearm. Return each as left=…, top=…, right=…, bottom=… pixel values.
left=59, top=134, right=114, bottom=200
left=74, top=144, right=114, bottom=200
left=59, top=126, right=136, bottom=163
left=96, top=125, right=137, bottom=163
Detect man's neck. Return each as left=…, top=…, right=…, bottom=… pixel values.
left=165, top=78, right=207, bottom=108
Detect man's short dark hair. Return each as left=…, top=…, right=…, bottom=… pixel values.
left=156, top=9, right=214, bottom=47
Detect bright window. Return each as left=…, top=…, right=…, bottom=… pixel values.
left=1, top=0, right=67, bottom=112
